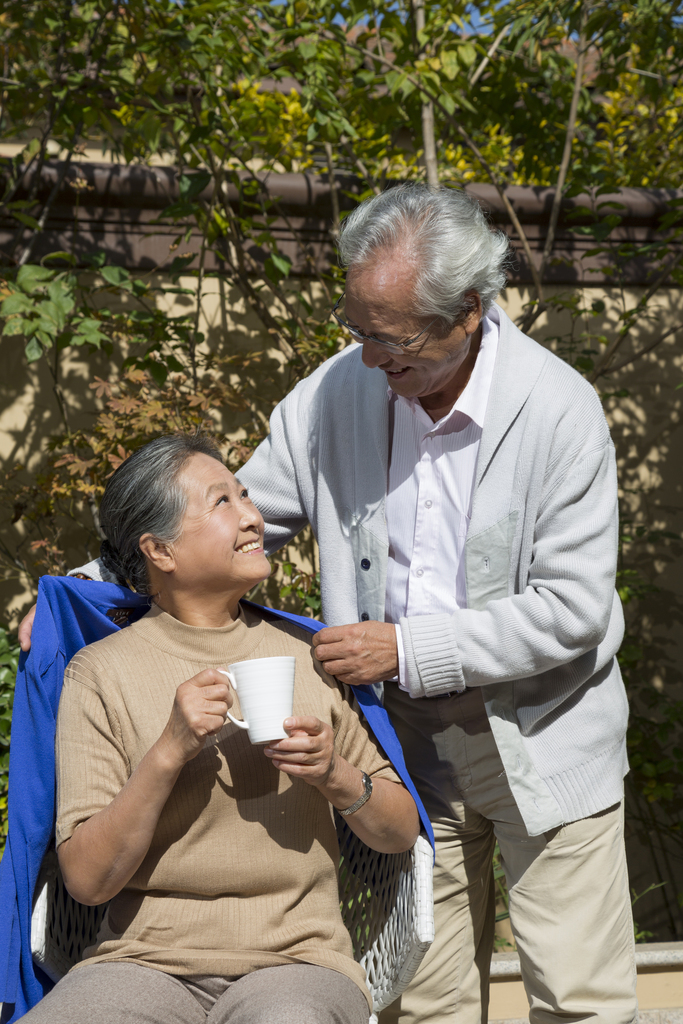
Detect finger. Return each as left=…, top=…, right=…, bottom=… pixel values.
left=265, top=747, right=317, bottom=763
left=312, top=626, right=359, bottom=648
left=265, top=733, right=322, bottom=755
left=313, top=642, right=347, bottom=662
left=193, top=668, right=233, bottom=688
left=198, top=698, right=229, bottom=718
left=284, top=716, right=326, bottom=736
left=190, top=683, right=232, bottom=703
left=313, top=656, right=356, bottom=675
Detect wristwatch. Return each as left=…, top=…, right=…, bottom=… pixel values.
left=339, top=771, right=373, bottom=817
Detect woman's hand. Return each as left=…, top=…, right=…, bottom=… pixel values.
left=264, top=716, right=337, bottom=786
left=157, top=668, right=234, bottom=768
left=264, top=718, right=419, bottom=853
left=59, top=668, right=233, bottom=905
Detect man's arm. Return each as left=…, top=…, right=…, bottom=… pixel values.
left=236, top=398, right=311, bottom=556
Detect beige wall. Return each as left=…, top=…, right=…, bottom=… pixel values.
left=2, top=278, right=682, bottom=628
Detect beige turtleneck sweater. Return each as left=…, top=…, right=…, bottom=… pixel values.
left=56, top=604, right=400, bottom=1004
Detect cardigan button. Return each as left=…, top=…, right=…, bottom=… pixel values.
left=360, top=612, right=370, bottom=621
left=360, top=558, right=371, bottom=571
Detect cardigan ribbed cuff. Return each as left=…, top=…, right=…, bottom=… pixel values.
left=400, top=614, right=465, bottom=698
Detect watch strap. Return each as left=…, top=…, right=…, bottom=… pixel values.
left=339, top=771, right=373, bottom=816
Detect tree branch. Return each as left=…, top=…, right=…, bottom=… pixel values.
left=324, top=142, right=341, bottom=238
left=519, top=17, right=587, bottom=335
left=589, top=248, right=683, bottom=383
left=469, top=23, right=511, bottom=87
left=412, top=0, right=438, bottom=187
left=597, top=324, right=682, bottom=378
left=328, top=31, right=545, bottom=304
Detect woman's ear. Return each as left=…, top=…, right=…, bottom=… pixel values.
left=139, top=533, right=176, bottom=575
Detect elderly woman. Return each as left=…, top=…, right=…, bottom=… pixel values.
left=24, top=433, right=419, bottom=1024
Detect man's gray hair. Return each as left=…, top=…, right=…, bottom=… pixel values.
left=337, top=183, right=511, bottom=326
left=99, top=433, right=223, bottom=594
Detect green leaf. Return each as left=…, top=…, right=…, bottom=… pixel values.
left=441, top=50, right=460, bottom=81
left=12, top=212, right=41, bottom=230
left=24, top=336, right=43, bottom=362
left=1, top=292, right=34, bottom=317
left=16, top=265, right=54, bottom=293
left=270, top=253, right=292, bottom=277
left=458, top=41, right=477, bottom=67
left=168, top=254, right=196, bottom=275
left=100, top=265, right=132, bottom=289
left=3, top=317, right=36, bottom=337
left=41, top=251, right=78, bottom=266
left=178, top=170, right=212, bottom=203
left=73, top=318, right=109, bottom=347
left=47, top=280, right=75, bottom=317
left=147, top=360, right=168, bottom=387
left=298, top=39, right=317, bottom=59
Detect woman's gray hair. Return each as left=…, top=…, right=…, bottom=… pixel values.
left=337, top=183, right=511, bottom=326
left=99, top=433, right=223, bottom=594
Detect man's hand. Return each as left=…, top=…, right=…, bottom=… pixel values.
left=18, top=603, right=37, bottom=652
left=156, top=668, right=234, bottom=768
left=312, top=621, right=398, bottom=685
left=264, top=716, right=336, bottom=786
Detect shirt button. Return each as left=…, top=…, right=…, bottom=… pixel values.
left=360, top=558, right=371, bottom=571
left=361, top=612, right=370, bottom=621
left=425, top=500, right=433, bottom=509
left=416, top=568, right=424, bottom=578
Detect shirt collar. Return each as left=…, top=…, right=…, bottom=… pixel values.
left=387, top=309, right=500, bottom=433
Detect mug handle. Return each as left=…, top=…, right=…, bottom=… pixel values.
left=218, top=670, right=250, bottom=731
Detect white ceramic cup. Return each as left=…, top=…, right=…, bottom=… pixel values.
left=219, top=656, right=296, bottom=744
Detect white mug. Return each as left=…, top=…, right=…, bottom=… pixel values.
left=219, top=656, right=296, bottom=744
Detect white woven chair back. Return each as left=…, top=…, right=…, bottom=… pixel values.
left=31, top=821, right=433, bottom=1022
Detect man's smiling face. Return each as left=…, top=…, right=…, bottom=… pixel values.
left=344, top=257, right=482, bottom=407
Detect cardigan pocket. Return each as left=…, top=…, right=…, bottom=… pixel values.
left=465, top=511, right=518, bottom=612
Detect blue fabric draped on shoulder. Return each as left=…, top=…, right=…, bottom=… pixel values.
left=0, top=576, right=433, bottom=1022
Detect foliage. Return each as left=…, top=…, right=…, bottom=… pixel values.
left=0, top=0, right=682, bottom=935
left=0, top=626, right=20, bottom=858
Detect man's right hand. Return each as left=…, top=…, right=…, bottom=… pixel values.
left=18, top=604, right=37, bottom=652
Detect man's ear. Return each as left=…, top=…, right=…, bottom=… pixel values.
left=139, top=533, right=176, bottom=575
left=463, top=291, right=483, bottom=335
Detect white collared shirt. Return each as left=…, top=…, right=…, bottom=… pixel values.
left=385, top=309, right=499, bottom=692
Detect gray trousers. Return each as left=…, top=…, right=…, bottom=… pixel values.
left=21, top=962, right=370, bottom=1024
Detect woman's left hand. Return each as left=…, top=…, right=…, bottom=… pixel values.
left=265, top=718, right=419, bottom=853
left=264, top=717, right=336, bottom=786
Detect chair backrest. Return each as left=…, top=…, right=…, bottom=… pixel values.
left=31, top=820, right=433, bottom=1022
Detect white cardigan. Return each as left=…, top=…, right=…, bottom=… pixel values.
left=238, top=305, right=629, bottom=835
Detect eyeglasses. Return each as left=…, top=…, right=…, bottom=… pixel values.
left=331, top=293, right=436, bottom=354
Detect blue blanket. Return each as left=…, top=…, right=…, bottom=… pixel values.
left=0, top=576, right=433, bottom=1021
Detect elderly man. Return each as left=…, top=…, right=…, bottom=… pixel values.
left=21, top=184, right=637, bottom=1023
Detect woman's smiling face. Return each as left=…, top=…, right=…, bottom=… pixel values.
left=166, top=453, right=272, bottom=598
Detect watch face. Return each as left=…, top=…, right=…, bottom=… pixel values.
left=340, top=772, right=373, bottom=815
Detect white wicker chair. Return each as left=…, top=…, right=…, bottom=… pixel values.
left=30, top=818, right=434, bottom=1024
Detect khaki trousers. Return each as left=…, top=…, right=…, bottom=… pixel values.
left=380, top=686, right=638, bottom=1024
